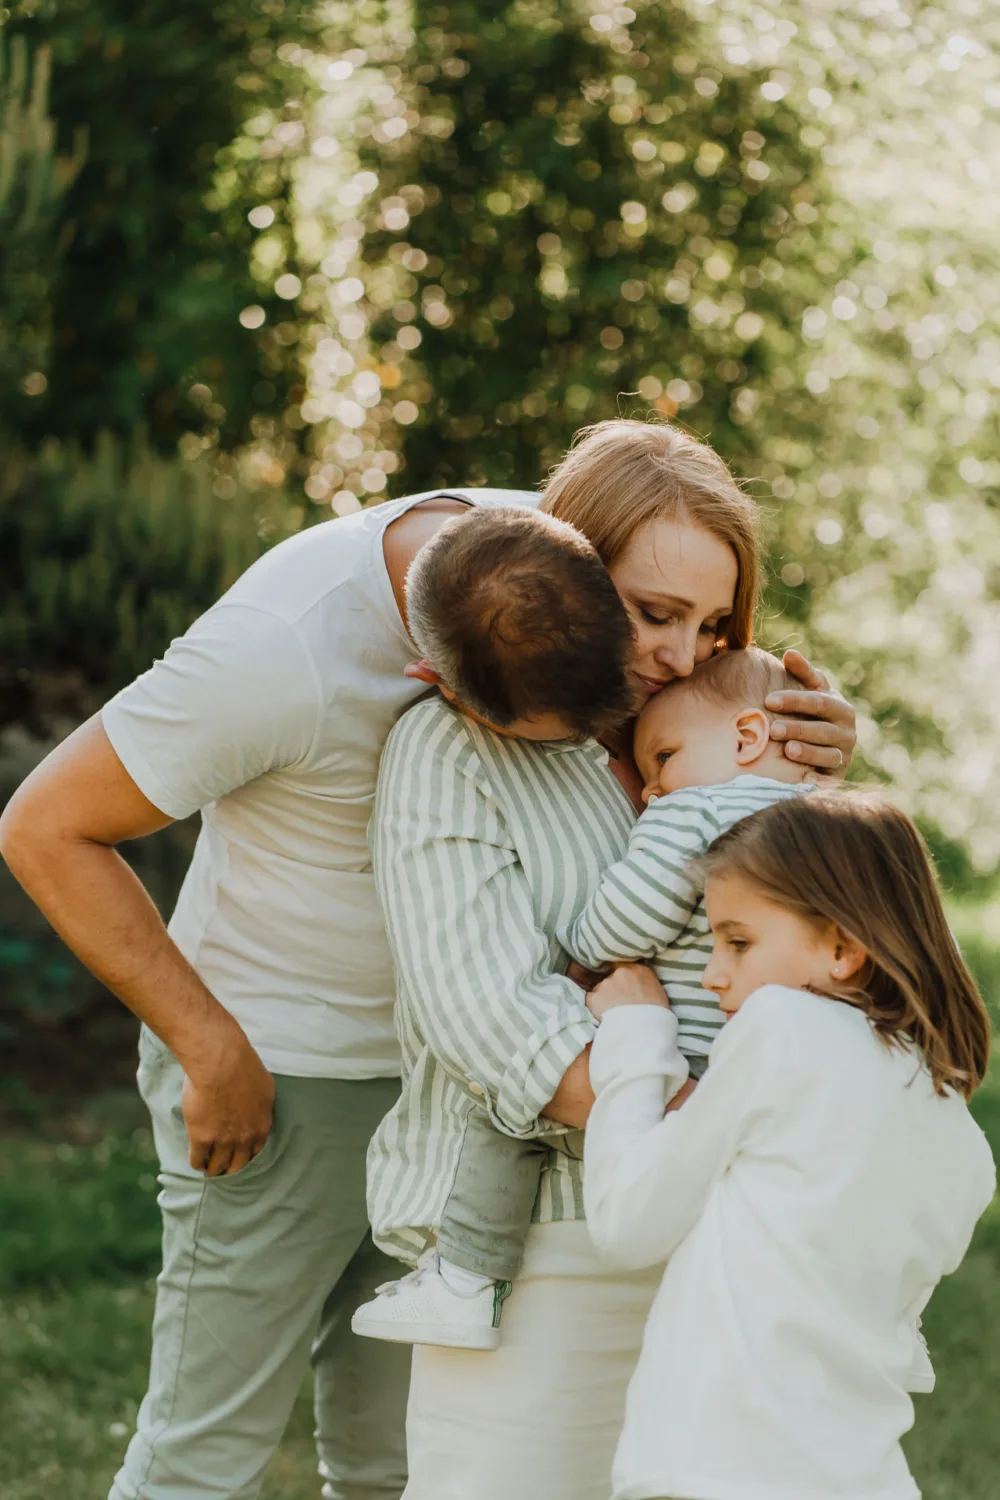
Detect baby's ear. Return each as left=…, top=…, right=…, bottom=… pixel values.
left=404, top=658, right=443, bottom=686
left=734, top=708, right=770, bottom=765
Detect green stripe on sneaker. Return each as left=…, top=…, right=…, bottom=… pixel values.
left=492, top=1280, right=513, bottom=1329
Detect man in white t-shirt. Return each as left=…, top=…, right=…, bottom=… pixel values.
left=0, top=492, right=516, bottom=1497
left=0, top=490, right=651, bottom=1500
left=0, top=483, right=856, bottom=1499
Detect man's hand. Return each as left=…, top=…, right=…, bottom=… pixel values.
left=587, top=962, right=670, bottom=1022
left=766, top=649, right=856, bottom=778
left=182, top=1038, right=275, bottom=1176
left=0, top=717, right=276, bottom=1177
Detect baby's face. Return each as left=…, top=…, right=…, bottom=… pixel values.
left=634, top=688, right=746, bottom=802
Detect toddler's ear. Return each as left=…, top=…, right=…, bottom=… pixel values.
left=404, top=658, right=443, bottom=685
left=734, top=708, right=770, bottom=766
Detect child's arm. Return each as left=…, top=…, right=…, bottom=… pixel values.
left=584, top=991, right=780, bottom=1270
left=560, top=791, right=721, bottom=970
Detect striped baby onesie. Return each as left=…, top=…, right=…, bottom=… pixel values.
left=561, top=776, right=808, bottom=1075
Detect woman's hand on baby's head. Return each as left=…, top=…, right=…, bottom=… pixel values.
left=766, top=649, right=856, bottom=778
left=586, top=963, right=670, bottom=1021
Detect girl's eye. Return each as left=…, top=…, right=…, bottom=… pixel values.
left=656, top=751, right=673, bottom=765
left=729, top=938, right=749, bottom=953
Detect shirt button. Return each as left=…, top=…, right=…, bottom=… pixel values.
left=468, top=1081, right=484, bottom=1096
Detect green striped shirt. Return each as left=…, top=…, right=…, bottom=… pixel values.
left=562, top=776, right=807, bottom=1072
left=367, top=695, right=635, bottom=1266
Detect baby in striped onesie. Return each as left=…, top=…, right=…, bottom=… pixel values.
left=353, top=647, right=810, bottom=1350
left=566, top=647, right=811, bottom=1081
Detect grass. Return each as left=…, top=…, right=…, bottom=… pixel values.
left=1, top=904, right=998, bottom=1498
left=0, top=1280, right=320, bottom=1500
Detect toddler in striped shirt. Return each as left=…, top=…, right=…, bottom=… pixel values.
left=565, top=646, right=811, bottom=1080
left=353, top=647, right=811, bottom=1351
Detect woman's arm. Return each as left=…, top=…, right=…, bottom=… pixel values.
left=584, top=995, right=779, bottom=1270
left=370, top=704, right=596, bottom=1138
left=769, top=650, right=856, bottom=776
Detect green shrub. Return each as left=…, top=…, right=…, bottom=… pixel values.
left=8, top=0, right=315, bottom=451
left=0, top=28, right=85, bottom=409
left=315, top=0, right=832, bottom=492
left=0, top=431, right=302, bottom=721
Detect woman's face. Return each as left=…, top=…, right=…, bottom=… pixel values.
left=607, top=517, right=739, bottom=707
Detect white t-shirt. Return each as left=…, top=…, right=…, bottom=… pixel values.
left=102, top=488, right=538, bottom=1078
left=585, top=988, right=996, bottom=1500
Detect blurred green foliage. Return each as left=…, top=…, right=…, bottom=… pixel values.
left=4, top=0, right=312, bottom=450
left=343, top=0, right=831, bottom=491
left=0, top=432, right=300, bottom=723
left=0, top=31, right=85, bottom=406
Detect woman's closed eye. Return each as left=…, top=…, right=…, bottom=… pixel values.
left=638, top=605, right=676, bottom=627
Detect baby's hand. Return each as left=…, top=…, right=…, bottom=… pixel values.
left=586, top=962, right=670, bottom=1022
left=566, top=958, right=604, bottom=992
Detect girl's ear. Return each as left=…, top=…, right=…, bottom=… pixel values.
left=830, top=930, right=868, bottom=983
left=734, top=708, right=771, bottom=766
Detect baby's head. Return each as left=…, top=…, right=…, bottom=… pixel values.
left=405, top=505, right=634, bottom=741
left=634, top=647, right=803, bottom=803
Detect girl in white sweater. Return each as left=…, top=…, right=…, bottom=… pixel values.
left=584, top=788, right=995, bottom=1500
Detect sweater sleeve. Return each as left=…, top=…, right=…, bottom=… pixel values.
left=559, top=790, right=719, bottom=968
left=584, top=991, right=782, bottom=1269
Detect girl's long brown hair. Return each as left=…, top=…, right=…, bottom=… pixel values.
left=700, top=788, right=992, bottom=1099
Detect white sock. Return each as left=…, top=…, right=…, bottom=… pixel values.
left=437, top=1256, right=496, bottom=1298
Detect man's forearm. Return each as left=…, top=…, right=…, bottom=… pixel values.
left=0, top=716, right=274, bottom=1175
left=2, top=825, right=239, bottom=1073
left=2, top=824, right=274, bottom=1173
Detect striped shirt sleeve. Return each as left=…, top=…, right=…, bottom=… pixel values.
left=560, top=790, right=722, bottom=969
left=371, top=704, right=596, bottom=1138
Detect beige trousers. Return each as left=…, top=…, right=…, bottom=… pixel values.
left=402, top=1220, right=663, bottom=1500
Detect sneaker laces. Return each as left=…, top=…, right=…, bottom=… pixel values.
left=374, top=1251, right=438, bottom=1298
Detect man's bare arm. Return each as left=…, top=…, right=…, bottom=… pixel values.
left=0, top=717, right=273, bottom=1175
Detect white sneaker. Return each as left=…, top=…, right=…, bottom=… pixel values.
left=351, top=1254, right=511, bottom=1351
